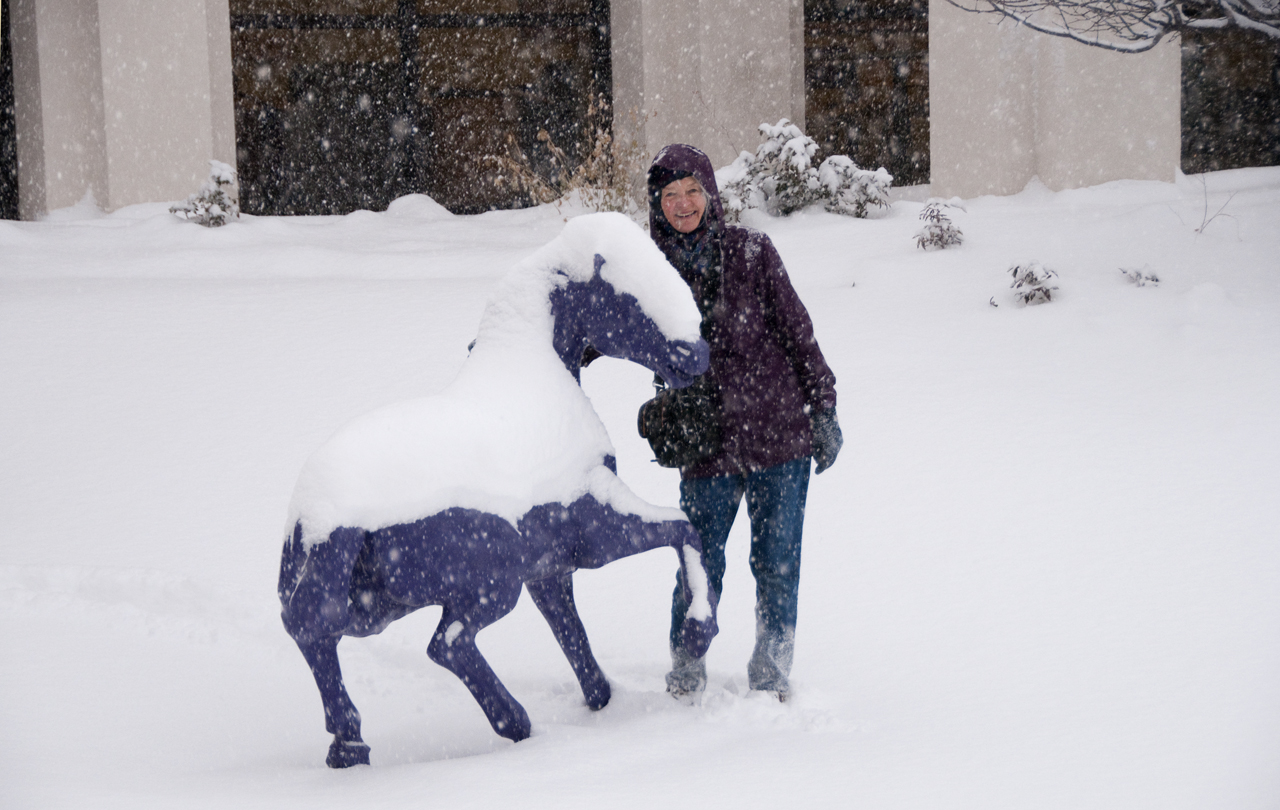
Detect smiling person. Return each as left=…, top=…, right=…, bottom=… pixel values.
left=646, top=143, right=843, bottom=701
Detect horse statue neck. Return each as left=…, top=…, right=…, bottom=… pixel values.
left=548, top=271, right=611, bottom=383
left=468, top=255, right=609, bottom=385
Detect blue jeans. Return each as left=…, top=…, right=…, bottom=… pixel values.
left=668, top=457, right=810, bottom=692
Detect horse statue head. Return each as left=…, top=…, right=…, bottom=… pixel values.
left=477, top=211, right=709, bottom=387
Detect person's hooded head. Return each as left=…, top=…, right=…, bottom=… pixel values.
left=647, top=144, right=725, bottom=242
left=647, top=145, right=725, bottom=313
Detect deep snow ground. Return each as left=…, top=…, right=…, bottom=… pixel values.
left=2, top=169, right=1278, bottom=808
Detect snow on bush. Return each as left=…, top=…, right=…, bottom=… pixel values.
left=1008, top=261, right=1060, bottom=305
left=718, top=120, right=820, bottom=218
left=915, top=200, right=964, bottom=250
left=819, top=155, right=892, bottom=218
left=170, top=160, right=240, bottom=227
left=718, top=119, right=891, bottom=222
left=1120, top=266, right=1160, bottom=287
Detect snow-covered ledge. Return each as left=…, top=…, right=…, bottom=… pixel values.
left=928, top=0, right=1181, bottom=198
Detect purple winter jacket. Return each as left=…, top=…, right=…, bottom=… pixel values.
left=648, top=144, right=838, bottom=479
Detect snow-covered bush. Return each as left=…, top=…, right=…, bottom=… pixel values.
left=170, top=160, right=239, bottom=227
left=720, top=119, right=821, bottom=218
left=818, top=155, right=892, bottom=218
left=715, top=152, right=755, bottom=222
left=1008, top=261, right=1059, bottom=304
left=1120, top=266, right=1159, bottom=286
left=915, top=201, right=964, bottom=250
left=719, top=119, right=891, bottom=222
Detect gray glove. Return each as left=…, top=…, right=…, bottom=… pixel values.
left=810, top=407, right=843, bottom=474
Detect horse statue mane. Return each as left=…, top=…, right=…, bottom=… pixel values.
left=279, top=212, right=720, bottom=768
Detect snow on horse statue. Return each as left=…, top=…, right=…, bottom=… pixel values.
left=279, top=212, right=719, bottom=768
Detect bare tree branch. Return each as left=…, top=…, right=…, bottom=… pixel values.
left=944, top=0, right=1280, bottom=51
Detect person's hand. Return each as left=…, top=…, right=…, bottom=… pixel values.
left=810, top=408, right=843, bottom=474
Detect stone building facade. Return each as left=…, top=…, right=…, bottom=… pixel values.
left=0, top=0, right=1260, bottom=219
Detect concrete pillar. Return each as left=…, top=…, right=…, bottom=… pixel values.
left=929, top=0, right=1180, bottom=198
left=612, top=0, right=806, bottom=171
left=9, top=0, right=108, bottom=218
left=8, top=0, right=235, bottom=217
left=928, top=0, right=1036, bottom=197
left=1033, top=35, right=1180, bottom=190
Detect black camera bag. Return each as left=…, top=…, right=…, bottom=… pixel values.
left=637, top=375, right=722, bottom=468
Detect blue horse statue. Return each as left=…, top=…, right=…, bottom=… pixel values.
left=279, top=213, right=719, bottom=768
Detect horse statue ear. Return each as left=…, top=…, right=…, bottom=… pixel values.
left=593, top=254, right=606, bottom=274
left=550, top=268, right=573, bottom=291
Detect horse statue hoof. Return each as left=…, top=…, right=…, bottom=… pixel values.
left=326, top=737, right=371, bottom=768
left=493, top=709, right=533, bottom=742
left=585, top=679, right=611, bottom=711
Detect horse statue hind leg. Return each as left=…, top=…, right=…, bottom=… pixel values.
left=425, top=584, right=531, bottom=741
left=279, top=525, right=374, bottom=767
left=282, top=509, right=538, bottom=756
left=398, top=509, right=535, bottom=742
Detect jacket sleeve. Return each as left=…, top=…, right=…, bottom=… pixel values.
left=756, top=234, right=838, bottom=413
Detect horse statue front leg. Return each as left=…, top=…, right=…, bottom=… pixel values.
left=669, top=520, right=719, bottom=659
left=520, top=493, right=719, bottom=704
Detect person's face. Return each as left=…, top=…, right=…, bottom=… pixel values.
left=660, top=177, right=707, bottom=234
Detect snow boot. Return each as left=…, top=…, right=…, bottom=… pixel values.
left=666, top=646, right=706, bottom=699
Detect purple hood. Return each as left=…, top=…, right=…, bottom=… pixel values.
left=647, top=143, right=728, bottom=240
